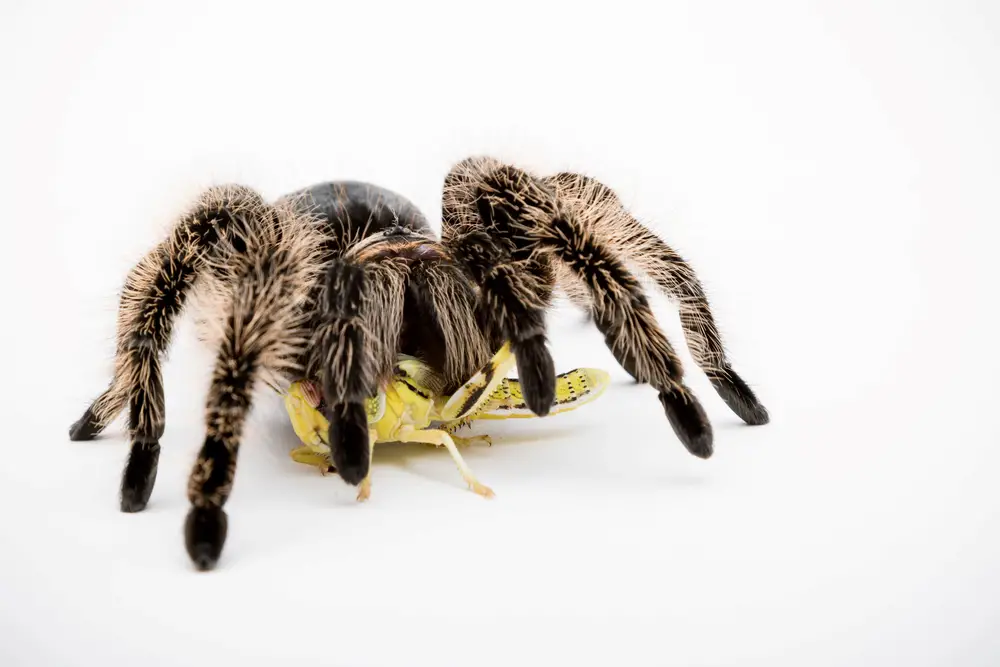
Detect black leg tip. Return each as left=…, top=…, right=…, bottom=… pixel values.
left=69, top=407, right=102, bottom=441
left=120, top=493, right=149, bottom=513
left=120, top=441, right=160, bottom=512
left=710, top=367, right=770, bottom=426
left=185, top=506, right=228, bottom=571
left=328, top=402, right=370, bottom=486
left=658, top=389, right=713, bottom=458
left=512, top=336, right=556, bottom=417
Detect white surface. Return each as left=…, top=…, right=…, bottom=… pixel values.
left=1, top=1, right=998, bottom=665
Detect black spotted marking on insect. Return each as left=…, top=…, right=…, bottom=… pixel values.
left=555, top=389, right=578, bottom=406
left=566, top=376, right=581, bottom=399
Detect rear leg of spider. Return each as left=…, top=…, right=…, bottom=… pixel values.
left=466, top=159, right=714, bottom=456
left=594, top=302, right=713, bottom=458
left=707, top=366, right=769, bottom=426
left=548, top=170, right=769, bottom=426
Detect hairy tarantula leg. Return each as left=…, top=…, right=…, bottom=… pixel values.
left=311, top=258, right=406, bottom=487
left=68, top=389, right=118, bottom=441
left=397, top=426, right=495, bottom=498
left=534, top=211, right=713, bottom=457
left=68, top=186, right=270, bottom=511
left=314, top=260, right=372, bottom=486
left=69, top=186, right=269, bottom=444
left=448, top=231, right=556, bottom=416
left=453, top=158, right=713, bottom=457
left=546, top=172, right=769, bottom=426
left=185, top=230, right=322, bottom=571
left=441, top=159, right=558, bottom=417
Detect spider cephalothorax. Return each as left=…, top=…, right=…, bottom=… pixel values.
left=69, top=158, right=768, bottom=570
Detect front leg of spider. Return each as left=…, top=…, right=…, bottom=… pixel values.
left=312, top=256, right=408, bottom=490
left=444, top=229, right=556, bottom=418
left=325, top=402, right=370, bottom=486
left=313, top=260, right=375, bottom=486
left=185, top=213, right=324, bottom=571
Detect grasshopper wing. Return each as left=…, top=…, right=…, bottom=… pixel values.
left=473, top=367, right=611, bottom=420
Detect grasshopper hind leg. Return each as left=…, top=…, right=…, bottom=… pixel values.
left=356, top=429, right=377, bottom=502
left=397, top=426, right=494, bottom=498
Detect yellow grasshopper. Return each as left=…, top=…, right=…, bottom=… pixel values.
left=282, top=342, right=610, bottom=500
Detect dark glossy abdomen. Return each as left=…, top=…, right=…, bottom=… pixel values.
left=278, top=180, right=434, bottom=243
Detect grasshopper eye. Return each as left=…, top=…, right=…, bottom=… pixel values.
left=366, top=392, right=386, bottom=424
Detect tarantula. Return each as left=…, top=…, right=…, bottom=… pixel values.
left=69, top=156, right=769, bottom=570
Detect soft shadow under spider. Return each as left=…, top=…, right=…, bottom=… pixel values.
left=472, top=427, right=582, bottom=448
left=625, top=472, right=708, bottom=491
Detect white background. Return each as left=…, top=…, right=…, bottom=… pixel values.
left=1, top=0, right=997, bottom=665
